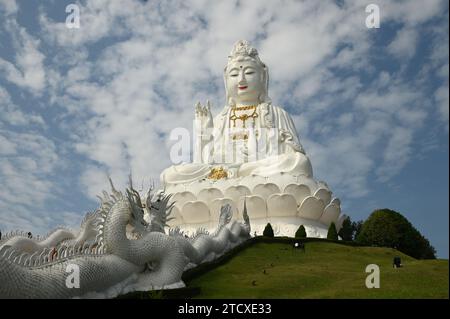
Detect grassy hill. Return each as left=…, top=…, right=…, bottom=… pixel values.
left=183, top=239, right=448, bottom=299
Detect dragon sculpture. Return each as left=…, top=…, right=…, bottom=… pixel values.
left=0, top=178, right=251, bottom=298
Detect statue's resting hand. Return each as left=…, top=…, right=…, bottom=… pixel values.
left=194, top=100, right=213, bottom=134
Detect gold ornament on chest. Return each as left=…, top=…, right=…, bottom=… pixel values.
left=229, top=105, right=259, bottom=128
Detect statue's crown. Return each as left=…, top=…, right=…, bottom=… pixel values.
left=228, top=40, right=259, bottom=61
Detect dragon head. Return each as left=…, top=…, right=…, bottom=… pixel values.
left=145, top=189, right=175, bottom=233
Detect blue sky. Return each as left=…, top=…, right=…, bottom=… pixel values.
left=0, top=0, right=448, bottom=257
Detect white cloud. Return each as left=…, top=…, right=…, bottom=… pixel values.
left=0, top=4, right=46, bottom=94
left=376, top=127, right=413, bottom=181
left=39, top=0, right=129, bottom=47
left=387, top=27, right=418, bottom=59
left=78, top=165, right=112, bottom=201
left=435, top=84, right=449, bottom=131
left=0, top=126, right=87, bottom=236
left=0, top=0, right=18, bottom=16
left=379, top=0, right=445, bottom=26
left=0, top=86, right=45, bottom=127
left=0, top=131, right=57, bottom=211
left=0, top=134, right=16, bottom=155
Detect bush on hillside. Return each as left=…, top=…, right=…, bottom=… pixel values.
left=295, top=225, right=307, bottom=238
left=263, top=223, right=274, bottom=237
left=355, top=209, right=436, bottom=259
left=327, top=222, right=338, bottom=241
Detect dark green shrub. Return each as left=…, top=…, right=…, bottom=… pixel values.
left=327, top=222, right=338, bottom=241
left=295, top=225, right=307, bottom=238
left=263, top=223, right=274, bottom=237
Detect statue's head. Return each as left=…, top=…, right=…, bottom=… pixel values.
left=224, top=40, right=270, bottom=106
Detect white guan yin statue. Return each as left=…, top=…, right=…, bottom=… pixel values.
left=159, top=40, right=346, bottom=237
left=0, top=40, right=345, bottom=299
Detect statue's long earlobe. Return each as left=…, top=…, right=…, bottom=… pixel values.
left=263, top=65, right=271, bottom=103
left=258, top=93, right=264, bottom=104
left=223, top=66, right=229, bottom=106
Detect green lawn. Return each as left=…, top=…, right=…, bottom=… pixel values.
left=185, top=241, right=449, bottom=299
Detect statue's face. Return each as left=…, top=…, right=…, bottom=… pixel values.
left=226, top=59, right=265, bottom=105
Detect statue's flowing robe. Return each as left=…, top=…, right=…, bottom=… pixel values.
left=209, top=102, right=304, bottom=161
left=160, top=103, right=313, bottom=185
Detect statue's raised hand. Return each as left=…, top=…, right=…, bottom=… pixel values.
left=194, top=100, right=213, bottom=133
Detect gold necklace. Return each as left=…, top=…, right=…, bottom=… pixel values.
left=229, top=105, right=258, bottom=128
left=234, top=105, right=257, bottom=111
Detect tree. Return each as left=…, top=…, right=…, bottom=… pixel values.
left=352, top=220, right=364, bottom=240
left=295, top=225, right=307, bottom=238
left=338, top=216, right=353, bottom=241
left=263, top=223, right=274, bottom=237
left=327, top=222, right=338, bottom=241
left=355, top=209, right=436, bottom=259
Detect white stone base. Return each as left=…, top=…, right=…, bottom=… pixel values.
left=158, top=172, right=345, bottom=237
left=167, top=216, right=330, bottom=239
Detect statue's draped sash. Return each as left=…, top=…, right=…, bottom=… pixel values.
left=161, top=103, right=313, bottom=184
left=208, top=103, right=305, bottom=162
